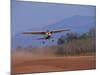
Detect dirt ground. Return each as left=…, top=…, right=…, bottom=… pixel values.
left=11, top=52, right=96, bottom=75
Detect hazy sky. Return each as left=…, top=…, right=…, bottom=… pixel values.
left=11, top=0, right=96, bottom=36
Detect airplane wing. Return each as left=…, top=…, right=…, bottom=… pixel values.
left=51, top=29, right=70, bottom=34
left=22, top=31, right=45, bottom=35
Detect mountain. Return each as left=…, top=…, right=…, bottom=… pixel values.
left=11, top=15, right=96, bottom=48
left=43, top=15, right=96, bottom=33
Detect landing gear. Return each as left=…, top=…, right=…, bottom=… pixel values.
left=42, top=39, right=54, bottom=44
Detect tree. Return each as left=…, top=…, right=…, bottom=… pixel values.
left=57, top=37, right=65, bottom=45
left=79, top=33, right=88, bottom=39
left=66, top=32, right=79, bottom=43
left=88, top=26, right=96, bottom=38
left=79, top=26, right=96, bottom=39
left=57, top=32, right=79, bottom=45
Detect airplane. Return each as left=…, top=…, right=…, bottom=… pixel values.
left=22, top=29, right=70, bottom=43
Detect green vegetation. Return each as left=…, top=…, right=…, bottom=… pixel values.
left=56, top=27, right=96, bottom=56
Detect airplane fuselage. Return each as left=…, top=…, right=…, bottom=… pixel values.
left=45, top=35, right=51, bottom=39
left=44, top=32, right=52, bottom=40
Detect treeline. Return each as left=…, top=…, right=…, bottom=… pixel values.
left=56, top=27, right=96, bottom=56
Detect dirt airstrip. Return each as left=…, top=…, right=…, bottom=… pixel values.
left=11, top=51, right=96, bottom=75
